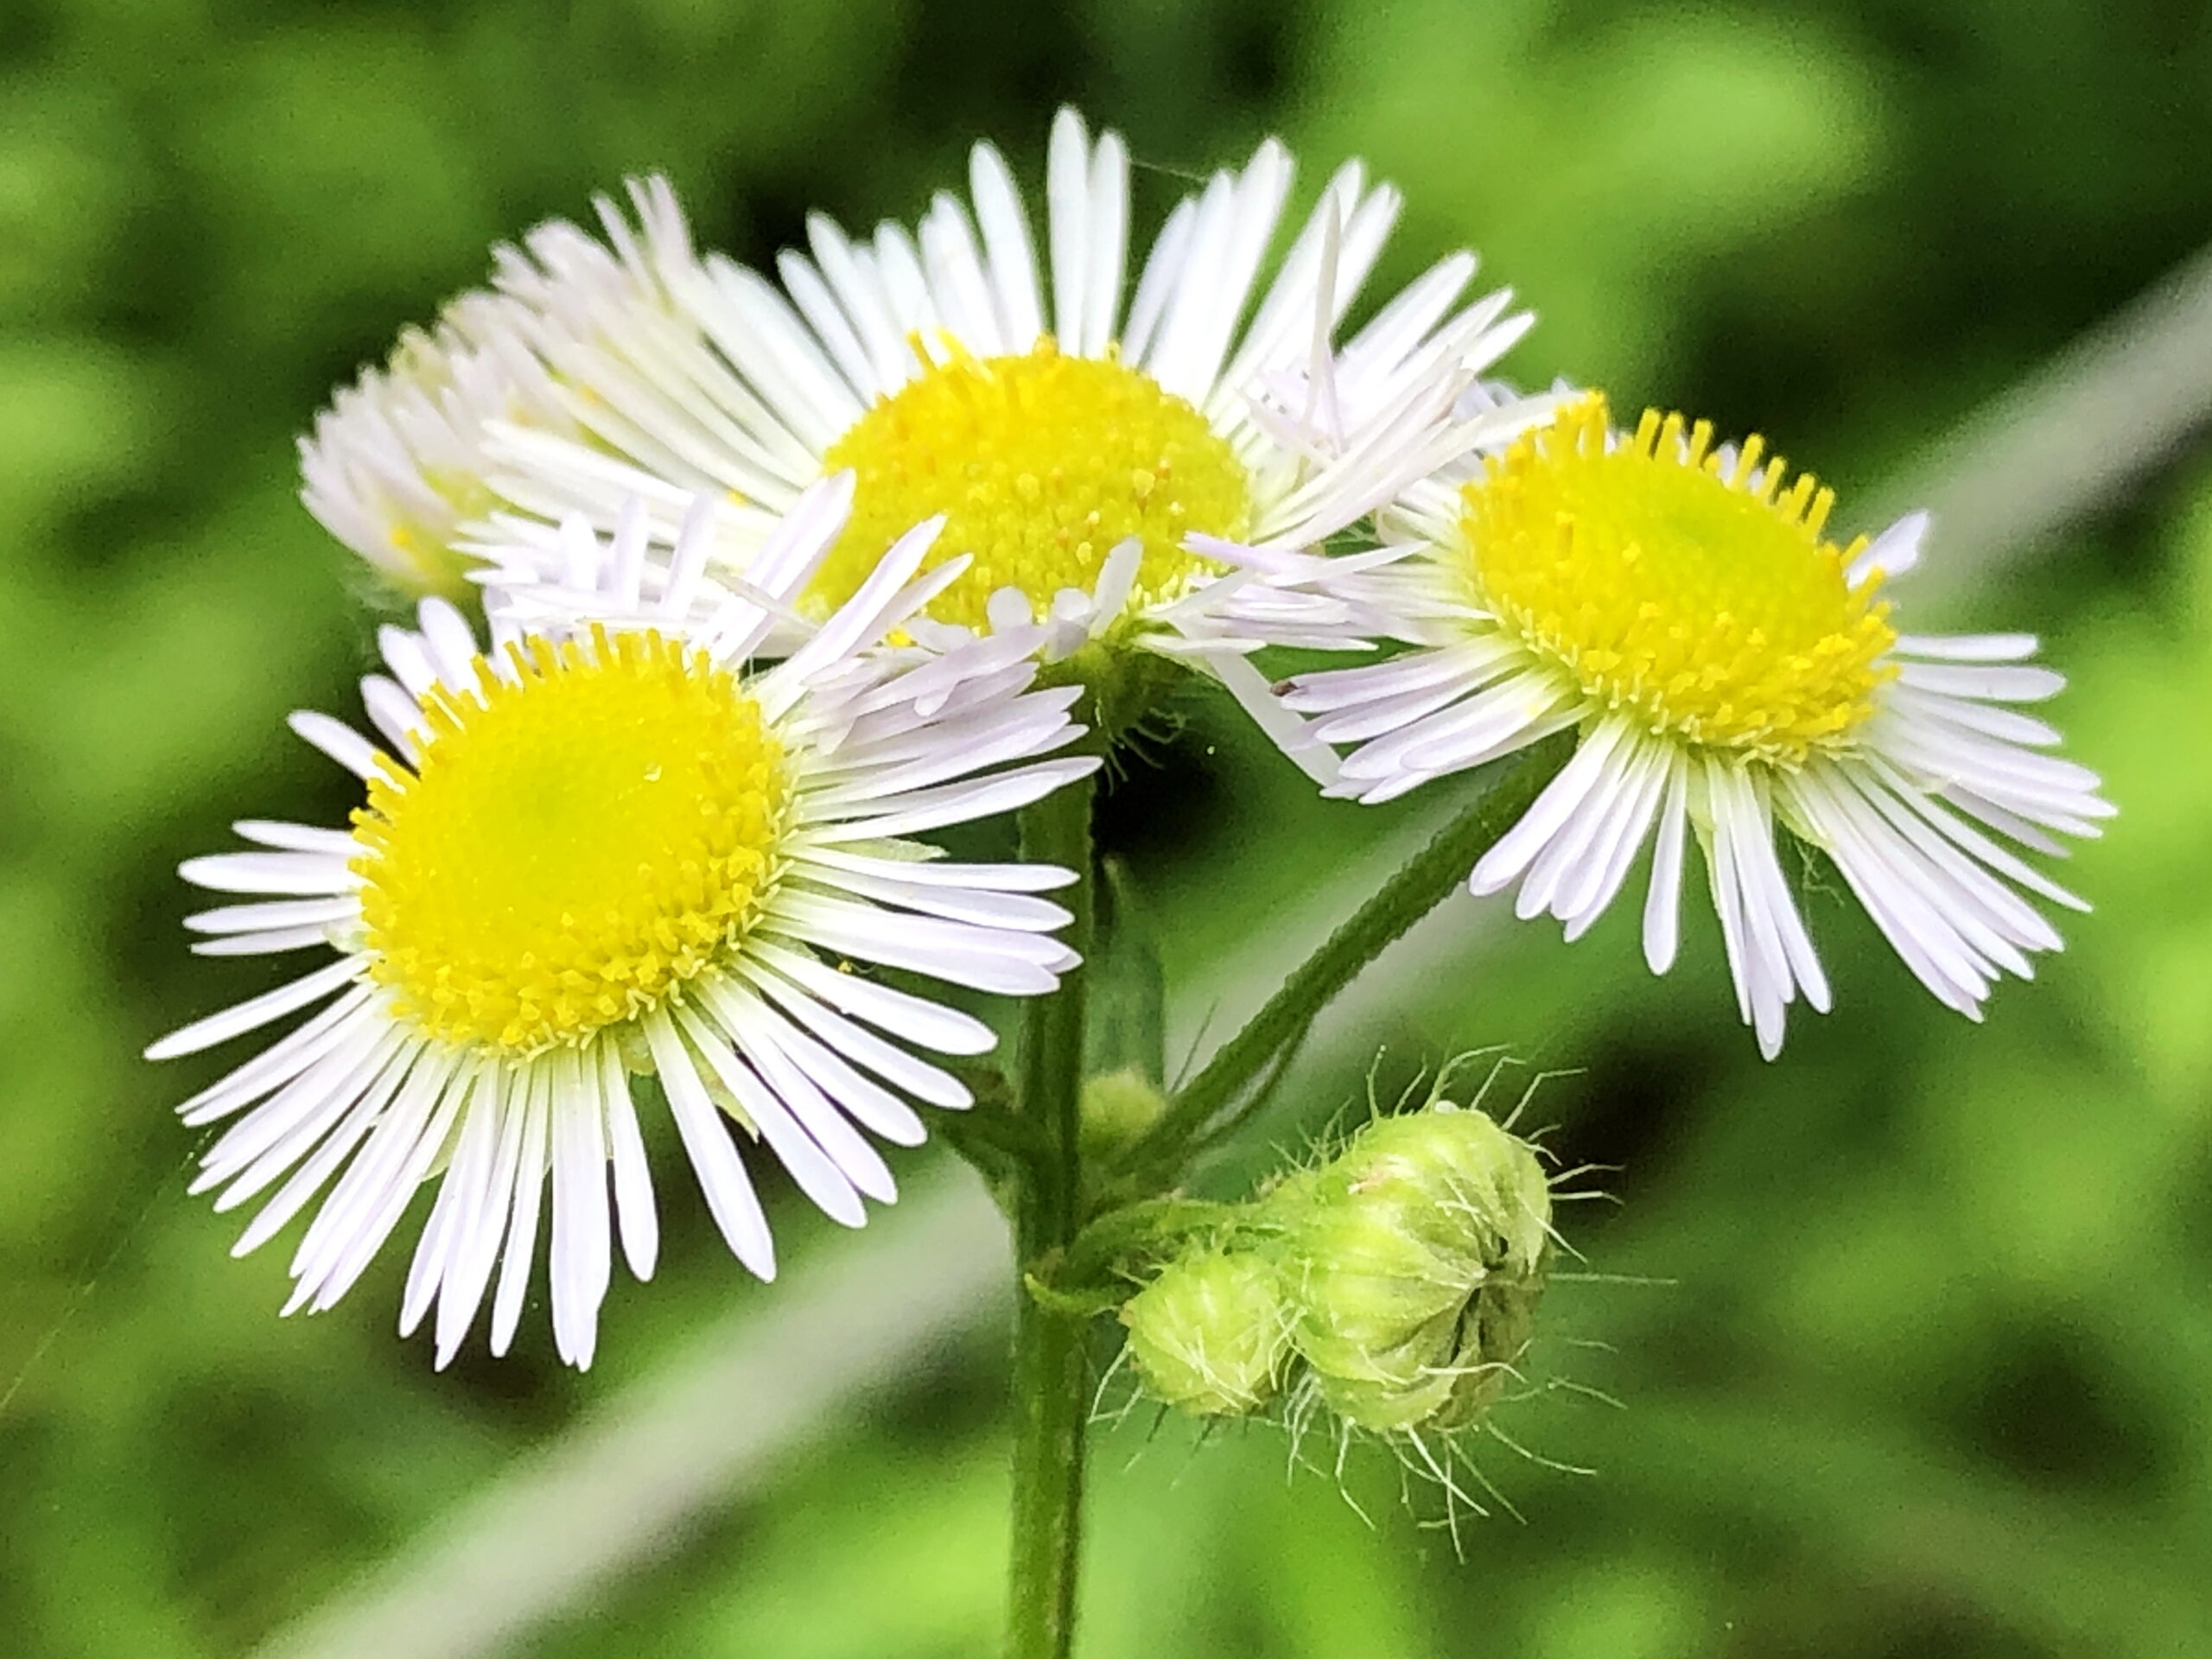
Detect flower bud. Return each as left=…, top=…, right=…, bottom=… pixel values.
left=1078, top=1066, right=1167, bottom=1161
left=1274, top=1105, right=1551, bottom=1433
left=1119, top=1246, right=1291, bottom=1416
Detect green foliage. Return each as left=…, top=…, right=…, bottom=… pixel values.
left=3, top=0, right=2209, bottom=1654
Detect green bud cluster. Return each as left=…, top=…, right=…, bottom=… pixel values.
left=1118, top=1247, right=1290, bottom=1415
left=1116, top=1104, right=1554, bottom=1434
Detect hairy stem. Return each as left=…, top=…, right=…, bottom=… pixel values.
left=1131, top=733, right=1574, bottom=1177
left=1006, top=775, right=1096, bottom=1659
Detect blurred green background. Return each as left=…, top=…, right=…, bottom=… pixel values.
left=4, top=1, right=2210, bottom=1654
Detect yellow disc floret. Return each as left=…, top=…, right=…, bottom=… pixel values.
left=1462, top=393, right=1897, bottom=766
left=353, top=626, right=791, bottom=1054
left=814, top=337, right=1251, bottom=633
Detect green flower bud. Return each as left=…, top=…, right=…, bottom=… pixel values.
left=1276, top=1105, right=1552, bottom=1433
left=1078, top=1066, right=1167, bottom=1161
left=1119, top=1247, right=1291, bottom=1417
left=1435, top=1275, right=1546, bottom=1427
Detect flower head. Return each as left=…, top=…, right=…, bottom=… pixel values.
left=149, top=480, right=1096, bottom=1367
left=300, top=177, right=719, bottom=600
left=299, top=294, right=570, bottom=599
left=467, top=111, right=1533, bottom=692
left=1236, top=392, right=2114, bottom=1055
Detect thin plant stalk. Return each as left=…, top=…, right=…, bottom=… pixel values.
left=1005, top=774, right=1096, bottom=1659
left=1130, top=732, right=1576, bottom=1176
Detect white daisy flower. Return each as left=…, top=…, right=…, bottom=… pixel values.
left=470, top=110, right=1534, bottom=681
left=1256, top=391, right=2113, bottom=1057
left=299, top=292, right=576, bottom=600
left=298, top=175, right=739, bottom=601
left=147, top=478, right=1098, bottom=1368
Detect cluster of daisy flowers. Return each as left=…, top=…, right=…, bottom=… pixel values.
left=154, top=109, right=2109, bottom=1367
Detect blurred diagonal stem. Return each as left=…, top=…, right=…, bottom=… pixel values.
left=1128, top=730, right=1576, bottom=1182
left=1007, top=774, right=1096, bottom=1659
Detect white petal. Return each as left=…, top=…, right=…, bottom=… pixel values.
left=549, top=1046, right=613, bottom=1368
left=1642, top=760, right=1690, bottom=974
left=1896, top=662, right=2065, bottom=703
left=200, top=1023, right=408, bottom=1201
left=600, top=1042, right=659, bottom=1281
left=738, top=954, right=973, bottom=1109
left=401, top=1068, right=501, bottom=1338
left=746, top=938, right=995, bottom=1054
left=1081, top=129, right=1129, bottom=357
left=294, top=1047, right=467, bottom=1313
left=969, top=140, right=1044, bottom=348
left=642, top=1011, right=775, bottom=1279
left=1847, top=511, right=1926, bottom=584
left=178, top=851, right=358, bottom=897
left=191, top=924, right=341, bottom=957
left=233, top=821, right=360, bottom=856
left=1559, top=737, right=1671, bottom=939
left=1892, top=632, right=2039, bottom=663
left=435, top=1067, right=528, bottom=1367
left=675, top=1001, right=869, bottom=1225
left=487, top=1065, right=551, bottom=1357
left=1121, top=196, right=1195, bottom=365
left=766, top=893, right=1066, bottom=996
left=175, top=984, right=378, bottom=1126
left=289, top=710, right=385, bottom=780
left=804, top=755, right=1100, bottom=843
left=1468, top=721, right=1626, bottom=895
left=186, top=895, right=355, bottom=936
left=230, top=1037, right=421, bottom=1258
left=701, top=977, right=926, bottom=1146
left=1046, top=108, right=1092, bottom=350
left=146, top=957, right=362, bottom=1061
left=416, top=599, right=482, bottom=694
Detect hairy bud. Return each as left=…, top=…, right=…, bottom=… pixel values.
left=1119, top=1246, right=1291, bottom=1416
left=1274, top=1105, right=1552, bottom=1432
left=1079, top=1066, right=1168, bottom=1161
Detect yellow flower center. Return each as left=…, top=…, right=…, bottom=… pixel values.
left=353, top=626, right=791, bottom=1054
left=813, top=338, right=1251, bottom=633
left=1463, top=394, right=1896, bottom=766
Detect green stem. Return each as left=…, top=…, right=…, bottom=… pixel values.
left=1058, top=1196, right=1243, bottom=1289
left=1130, top=732, right=1574, bottom=1178
left=1006, top=774, right=1096, bottom=1659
